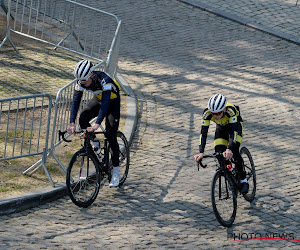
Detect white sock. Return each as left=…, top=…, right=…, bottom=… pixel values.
left=113, top=166, right=119, bottom=175
left=240, top=178, right=248, bottom=183
left=92, top=139, right=100, bottom=148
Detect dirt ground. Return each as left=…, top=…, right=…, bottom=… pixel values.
left=0, top=14, right=127, bottom=198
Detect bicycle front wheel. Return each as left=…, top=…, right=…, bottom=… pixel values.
left=106, top=131, right=130, bottom=187
left=211, top=171, right=237, bottom=227
left=66, top=148, right=101, bottom=208
left=240, top=147, right=256, bottom=202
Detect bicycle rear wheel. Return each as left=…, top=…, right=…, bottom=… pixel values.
left=66, top=148, right=101, bottom=208
left=240, top=147, right=256, bottom=202
left=211, top=170, right=237, bottom=227
left=106, top=131, right=130, bottom=187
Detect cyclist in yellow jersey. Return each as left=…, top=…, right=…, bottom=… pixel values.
left=194, top=94, right=249, bottom=193
left=67, top=60, right=121, bottom=187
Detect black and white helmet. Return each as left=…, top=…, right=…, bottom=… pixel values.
left=73, top=60, right=94, bottom=80
left=208, top=94, right=227, bottom=113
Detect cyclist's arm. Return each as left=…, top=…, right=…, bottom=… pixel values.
left=194, top=124, right=209, bottom=163
left=194, top=109, right=211, bottom=162
left=70, top=88, right=83, bottom=123
left=199, top=121, right=210, bottom=153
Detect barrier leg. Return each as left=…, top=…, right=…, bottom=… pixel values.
left=23, top=148, right=55, bottom=187
left=41, top=147, right=55, bottom=187
left=0, top=28, right=20, bottom=54
left=52, top=152, right=67, bottom=174
left=22, top=149, right=52, bottom=174
left=23, top=158, right=43, bottom=175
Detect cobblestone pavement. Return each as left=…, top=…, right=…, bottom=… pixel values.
left=1, top=0, right=300, bottom=248
left=181, top=0, right=300, bottom=44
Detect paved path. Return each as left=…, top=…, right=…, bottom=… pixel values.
left=1, top=0, right=300, bottom=248
left=180, top=0, right=300, bottom=44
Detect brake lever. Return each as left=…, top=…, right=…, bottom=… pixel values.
left=198, top=159, right=207, bottom=170
left=59, top=130, right=72, bottom=143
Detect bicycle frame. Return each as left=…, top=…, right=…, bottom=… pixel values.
left=199, top=152, right=241, bottom=193
left=198, top=147, right=256, bottom=227
left=199, top=152, right=238, bottom=227
left=59, top=129, right=110, bottom=173
left=62, top=128, right=130, bottom=208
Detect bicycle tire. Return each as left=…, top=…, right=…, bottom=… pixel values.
left=211, top=170, right=237, bottom=227
left=240, top=147, right=256, bottom=202
left=66, top=148, right=101, bottom=208
left=105, top=131, right=130, bottom=187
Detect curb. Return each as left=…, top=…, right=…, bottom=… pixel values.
left=116, top=73, right=138, bottom=147
left=178, top=0, right=300, bottom=46
left=0, top=73, right=137, bottom=215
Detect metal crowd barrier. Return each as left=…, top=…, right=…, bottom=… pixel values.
left=21, top=62, right=107, bottom=186
left=0, top=1, right=123, bottom=186
left=0, top=63, right=106, bottom=187
left=0, top=0, right=121, bottom=76
left=0, top=94, right=56, bottom=186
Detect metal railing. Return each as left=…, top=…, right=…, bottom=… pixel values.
left=0, top=0, right=121, bottom=75
left=0, top=94, right=55, bottom=185
left=0, top=63, right=110, bottom=187
left=0, top=0, right=123, bottom=187
left=20, top=61, right=107, bottom=186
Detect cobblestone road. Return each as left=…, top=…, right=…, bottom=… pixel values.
left=183, top=0, right=300, bottom=43
left=1, top=0, right=300, bottom=248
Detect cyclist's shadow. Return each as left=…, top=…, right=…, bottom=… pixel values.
left=81, top=156, right=236, bottom=229
left=228, top=192, right=299, bottom=233
left=86, top=178, right=217, bottom=231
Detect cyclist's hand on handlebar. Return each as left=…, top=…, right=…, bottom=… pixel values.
left=67, top=123, right=75, bottom=134
left=87, top=123, right=100, bottom=132
left=223, top=149, right=233, bottom=160
left=194, top=153, right=204, bottom=163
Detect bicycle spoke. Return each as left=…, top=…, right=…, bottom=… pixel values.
left=66, top=150, right=101, bottom=208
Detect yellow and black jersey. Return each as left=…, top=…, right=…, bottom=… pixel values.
left=201, top=102, right=242, bottom=127
left=74, top=71, right=120, bottom=100
left=199, top=103, right=243, bottom=153
left=70, top=71, right=121, bottom=124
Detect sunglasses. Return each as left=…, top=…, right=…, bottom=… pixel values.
left=78, top=73, right=96, bottom=85
left=78, top=77, right=91, bottom=85
left=212, top=111, right=222, bottom=116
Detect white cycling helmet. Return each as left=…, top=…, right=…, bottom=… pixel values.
left=73, top=59, right=94, bottom=81
left=208, top=94, right=227, bottom=113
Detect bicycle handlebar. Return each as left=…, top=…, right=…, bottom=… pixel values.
left=197, top=152, right=224, bottom=171
left=59, top=130, right=72, bottom=143
left=59, top=129, right=106, bottom=143
left=197, top=152, right=238, bottom=171
left=59, top=129, right=94, bottom=143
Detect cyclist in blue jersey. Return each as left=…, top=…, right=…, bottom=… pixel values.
left=194, top=94, right=249, bottom=193
left=67, top=59, right=121, bottom=187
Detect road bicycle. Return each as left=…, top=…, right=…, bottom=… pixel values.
left=198, top=147, right=256, bottom=227
left=59, top=129, right=130, bottom=208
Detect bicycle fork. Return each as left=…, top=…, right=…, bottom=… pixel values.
left=219, top=172, right=232, bottom=200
